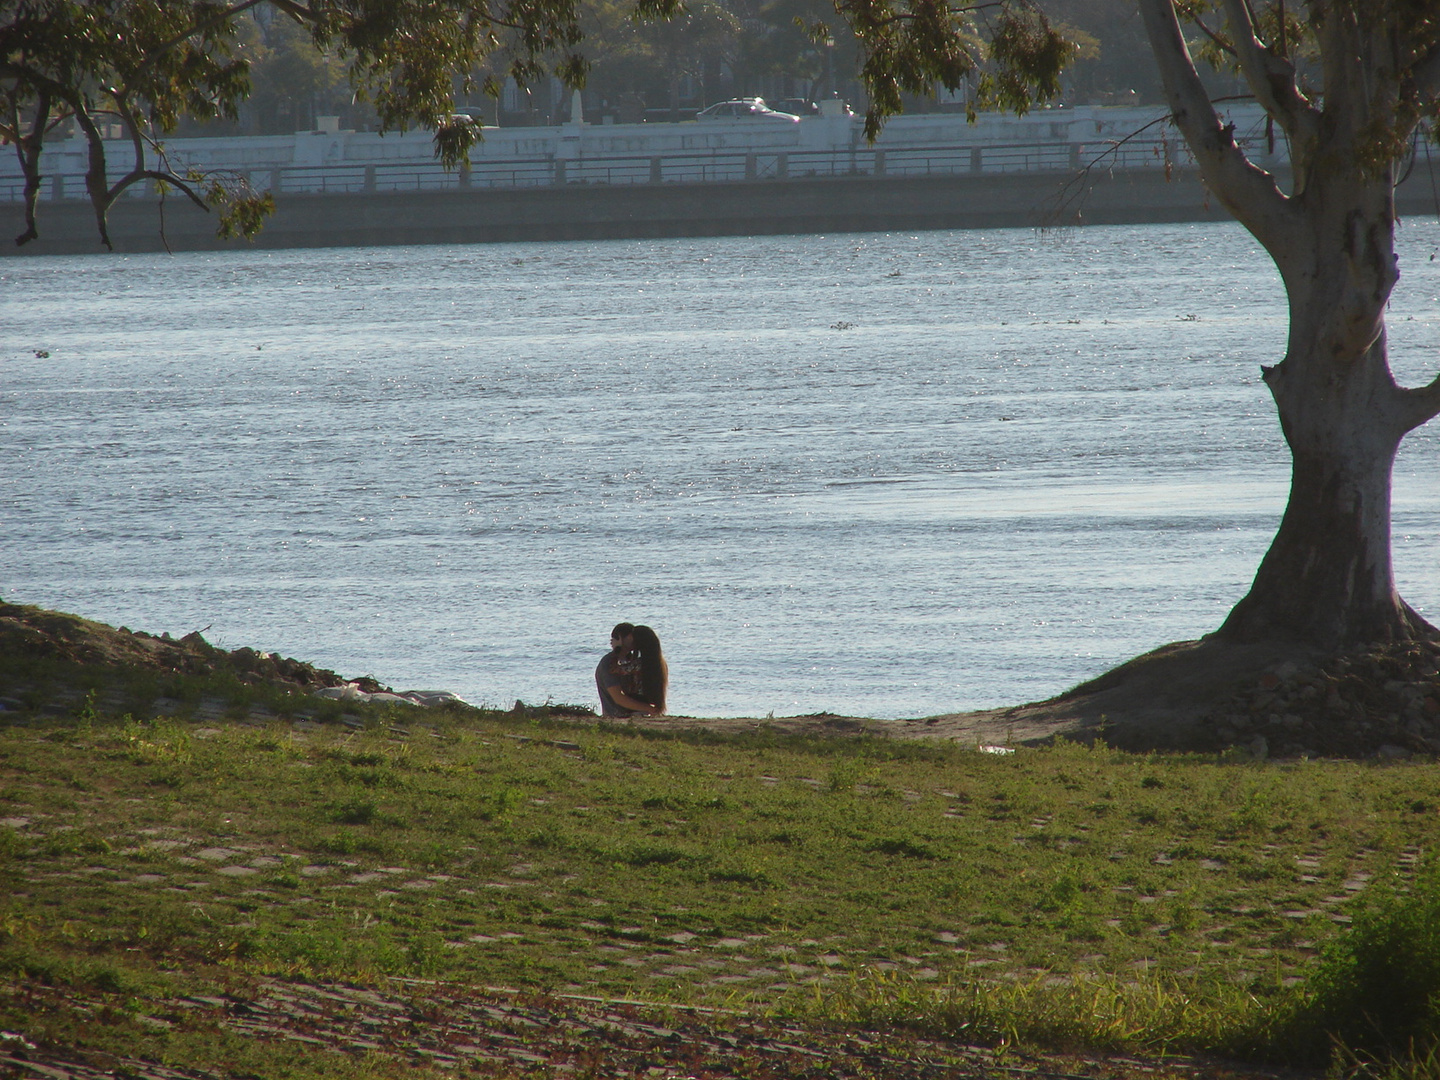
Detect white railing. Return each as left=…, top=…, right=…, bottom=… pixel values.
left=0, top=137, right=1240, bottom=203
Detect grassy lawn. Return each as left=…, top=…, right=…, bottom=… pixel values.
left=2, top=680, right=1438, bottom=1076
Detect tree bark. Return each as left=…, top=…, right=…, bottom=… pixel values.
left=1219, top=172, right=1438, bottom=647
left=1219, top=335, right=1431, bottom=646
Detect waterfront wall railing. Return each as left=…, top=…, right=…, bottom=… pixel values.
left=2, top=136, right=1257, bottom=203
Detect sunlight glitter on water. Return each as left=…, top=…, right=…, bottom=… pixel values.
left=3, top=220, right=1438, bottom=717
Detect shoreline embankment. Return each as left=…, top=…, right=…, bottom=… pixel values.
left=11, top=163, right=1437, bottom=256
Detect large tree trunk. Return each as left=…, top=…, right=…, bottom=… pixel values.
left=1218, top=180, right=1437, bottom=648
left=1136, top=0, right=1440, bottom=654
left=1219, top=332, right=1431, bottom=646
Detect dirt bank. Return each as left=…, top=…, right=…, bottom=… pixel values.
left=4, top=600, right=1437, bottom=759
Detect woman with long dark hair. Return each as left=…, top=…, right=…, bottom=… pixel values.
left=629, top=625, right=668, bottom=714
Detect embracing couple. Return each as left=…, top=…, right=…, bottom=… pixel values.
left=595, top=622, right=668, bottom=718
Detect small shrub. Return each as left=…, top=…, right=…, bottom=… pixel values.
left=414, top=840, right=459, bottom=868
left=40, top=830, right=111, bottom=857
left=266, top=868, right=304, bottom=889
left=526, top=824, right=564, bottom=849
left=709, top=864, right=773, bottom=887
left=475, top=785, right=522, bottom=820
left=639, top=790, right=726, bottom=812
left=827, top=757, right=877, bottom=792
left=1292, top=858, right=1440, bottom=1063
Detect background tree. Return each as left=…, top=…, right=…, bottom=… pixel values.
left=240, top=8, right=349, bottom=134
left=575, top=0, right=656, bottom=113
left=581, top=0, right=737, bottom=119
left=833, top=0, right=1072, bottom=136
left=730, top=0, right=862, bottom=103
left=1, top=0, right=622, bottom=247
left=1043, top=0, right=1158, bottom=105
left=645, top=0, right=739, bottom=119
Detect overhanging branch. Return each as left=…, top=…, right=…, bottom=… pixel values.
left=112, top=169, right=212, bottom=213
left=105, top=87, right=149, bottom=204
left=1400, top=373, right=1440, bottom=433
left=1137, top=0, right=1298, bottom=257
left=1043, top=111, right=1175, bottom=224
left=1187, top=14, right=1235, bottom=57
left=1219, top=0, right=1318, bottom=141
left=100, top=89, right=213, bottom=214
left=1415, top=43, right=1440, bottom=105
left=134, top=0, right=275, bottom=78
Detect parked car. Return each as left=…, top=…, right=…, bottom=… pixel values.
left=695, top=98, right=801, bottom=122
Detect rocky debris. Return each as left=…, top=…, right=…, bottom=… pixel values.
left=313, top=684, right=472, bottom=708
left=220, top=643, right=360, bottom=691
left=1196, top=638, right=1440, bottom=760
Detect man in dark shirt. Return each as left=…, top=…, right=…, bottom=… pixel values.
left=595, top=622, right=656, bottom=717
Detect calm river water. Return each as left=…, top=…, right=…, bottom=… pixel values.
left=4, top=221, right=1439, bottom=718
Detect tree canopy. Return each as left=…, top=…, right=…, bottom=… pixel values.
left=1, top=0, right=632, bottom=246
left=838, top=0, right=1073, bottom=136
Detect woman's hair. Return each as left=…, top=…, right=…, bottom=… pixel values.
left=629, top=625, right=668, bottom=713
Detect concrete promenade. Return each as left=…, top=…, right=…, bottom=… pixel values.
left=6, top=161, right=1438, bottom=255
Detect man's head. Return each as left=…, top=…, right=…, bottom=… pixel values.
left=611, top=622, right=635, bottom=651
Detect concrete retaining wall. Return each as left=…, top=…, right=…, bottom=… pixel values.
left=6, top=164, right=1438, bottom=256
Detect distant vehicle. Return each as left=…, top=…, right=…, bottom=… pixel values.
left=695, top=98, right=801, bottom=122
left=446, top=109, right=487, bottom=126
left=771, top=98, right=820, bottom=117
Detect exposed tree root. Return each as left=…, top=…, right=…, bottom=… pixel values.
left=966, top=635, right=1440, bottom=760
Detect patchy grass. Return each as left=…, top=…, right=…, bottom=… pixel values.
left=1, top=693, right=1438, bottom=1075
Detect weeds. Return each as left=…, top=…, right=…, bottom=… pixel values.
left=1278, top=855, right=1440, bottom=1066
left=819, top=966, right=1277, bottom=1058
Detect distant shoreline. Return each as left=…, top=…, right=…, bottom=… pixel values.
left=6, top=167, right=1241, bottom=256
left=11, top=159, right=1440, bottom=256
